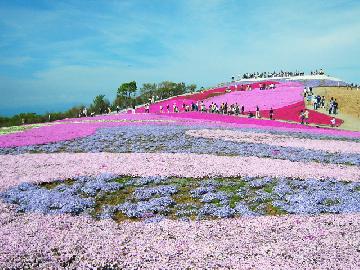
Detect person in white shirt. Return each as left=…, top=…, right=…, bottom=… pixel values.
left=330, top=117, right=336, bottom=127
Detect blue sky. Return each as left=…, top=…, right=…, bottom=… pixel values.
left=0, top=0, right=359, bottom=116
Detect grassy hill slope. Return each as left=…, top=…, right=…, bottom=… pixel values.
left=308, top=86, right=360, bottom=131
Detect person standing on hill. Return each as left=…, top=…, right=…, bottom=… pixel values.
left=333, top=100, right=339, bottom=114
left=256, top=106, right=261, bottom=118
left=299, top=110, right=305, bottom=124
left=312, top=96, right=318, bottom=110
left=306, top=92, right=312, bottom=105
left=329, top=97, right=334, bottom=114
left=330, top=117, right=336, bottom=127
left=269, top=108, right=274, bottom=120
left=316, top=95, right=321, bottom=110
left=145, top=104, right=150, bottom=113
left=304, top=109, right=309, bottom=125
left=321, top=96, right=326, bottom=109
left=220, top=103, right=224, bottom=114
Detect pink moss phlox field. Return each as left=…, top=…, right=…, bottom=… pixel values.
left=0, top=113, right=247, bottom=147
left=187, top=129, right=360, bottom=154
left=0, top=115, right=206, bottom=148
left=1, top=153, right=360, bottom=192
left=1, top=200, right=359, bottom=269
left=75, top=112, right=357, bottom=138
left=1, top=112, right=360, bottom=148
left=135, top=81, right=281, bottom=114
left=135, top=97, right=197, bottom=114
left=204, top=82, right=303, bottom=111
left=0, top=122, right=127, bottom=148
left=56, top=111, right=175, bottom=122
left=167, top=112, right=360, bottom=138
left=257, top=101, right=343, bottom=126
left=133, top=81, right=342, bottom=126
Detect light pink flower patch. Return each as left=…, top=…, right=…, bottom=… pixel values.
left=186, top=129, right=360, bottom=154
left=204, top=82, right=303, bottom=111
left=1, top=112, right=359, bottom=148
left=57, top=112, right=176, bottom=122
left=1, top=153, right=359, bottom=191
left=167, top=113, right=360, bottom=138
left=0, top=200, right=359, bottom=269
left=0, top=117, right=205, bottom=148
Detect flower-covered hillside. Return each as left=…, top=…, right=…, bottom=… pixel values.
left=0, top=110, right=360, bottom=269
left=135, top=81, right=344, bottom=127
left=204, top=82, right=303, bottom=111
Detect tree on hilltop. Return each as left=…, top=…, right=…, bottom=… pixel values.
left=186, top=84, right=197, bottom=93
left=90, top=94, right=110, bottom=114
left=114, top=81, right=137, bottom=109
left=117, top=81, right=137, bottom=97
left=157, top=81, right=177, bottom=99
left=140, top=83, right=157, bottom=100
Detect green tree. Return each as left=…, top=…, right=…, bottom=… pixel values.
left=65, top=105, right=84, bottom=118
left=157, top=81, right=177, bottom=99
left=140, top=83, right=157, bottom=101
left=186, top=84, right=197, bottom=93
left=115, top=81, right=137, bottom=109
left=113, top=95, right=130, bottom=109
left=174, top=82, right=187, bottom=96
left=117, top=81, right=137, bottom=97
left=90, top=95, right=110, bottom=114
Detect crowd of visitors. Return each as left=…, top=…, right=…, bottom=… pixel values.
left=304, top=87, right=339, bottom=114
left=347, top=83, right=360, bottom=90
left=155, top=100, right=269, bottom=120
left=310, top=69, right=325, bottom=75
left=242, top=71, right=305, bottom=79
left=259, top=83, right=276, bottom=90
left=148, top=96, right=160, bottom=104
left=78, top=106, right=113, bottom=117
left=153, top=95, right=339, bottom=127
left=129, top=75, right=342, bottom=128
left=303, top=86, right=341, bottom=126
left=239, top=69, right=324, bottom=80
